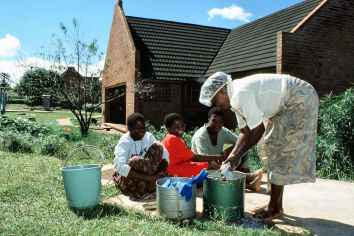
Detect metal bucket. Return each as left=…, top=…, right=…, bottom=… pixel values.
left=60, top=145, right=104, bottom=209
left=203, top=170, right=245, bottom=220
left=156, top=177, right=196, bottom=220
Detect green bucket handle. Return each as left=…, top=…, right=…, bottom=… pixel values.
left=64, top=145, right=105, bottom=167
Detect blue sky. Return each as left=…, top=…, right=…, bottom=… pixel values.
left=0, top=0, right=304, bottom=84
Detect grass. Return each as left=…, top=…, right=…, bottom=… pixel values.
left=0, top=151, right=278, bottom=235
left=6, top=103, right=101, bottom=125
left=44, top=125, right=119, bottom=165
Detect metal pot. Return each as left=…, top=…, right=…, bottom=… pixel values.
left=156, top=177, right=196, bottom=220
left=203, top=170, right=245, bottom=220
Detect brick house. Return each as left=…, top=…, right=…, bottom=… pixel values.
left=102, top=0, right=354, bottom=130
left=61, top=67, right=100, bottom=104
left=206, top=0, right=354, bottom=95
left=102, top=0, right=230, bottom=130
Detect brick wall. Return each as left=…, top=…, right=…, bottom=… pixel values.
left=277, top=0, right=354, bottom=96
left=135, top=83, right=182, bottom=127
left=102, top=2, right=137, bottom=123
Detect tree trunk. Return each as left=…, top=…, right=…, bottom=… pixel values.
left=80, top=124, right=89, bottom=137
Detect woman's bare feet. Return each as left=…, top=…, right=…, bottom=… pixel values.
left=251, top=205, right=284, bottom=214
left=250, top=183, right=284, bottom=221
left=249, top=206, right=283, bottom=221
left=246, top=168, right=264, bottom=192
left=250, top=204, right=267, bottom=213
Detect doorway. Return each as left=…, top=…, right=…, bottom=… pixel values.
left=106, top=85, right=126, bottom=124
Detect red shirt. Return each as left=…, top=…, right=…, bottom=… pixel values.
left=162, top=133, right=208, bottom=178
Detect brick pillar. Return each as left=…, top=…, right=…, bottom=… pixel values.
left=276, top=31, right=283, bottom=74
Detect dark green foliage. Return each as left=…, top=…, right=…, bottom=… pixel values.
left=0, top=115, right=50, bottom=136
left=0, top=72, right=11, bottom=88
left=247, top=145, right=263, bottom=172
left=183, top=127, right=199, bottom=149
left=0, top=131, right=34, bottom=153
left=15, top=68, right=61, bottom=106
left=97, top=136, right=118, bottom=162
left=145, top=121, right=196, bottom=149
left=145, top=121, right=167, bottom=141
left=316, top=87, right=353, bottom=180
left=40, top=135, right=68, bottom=159
left=7, top=97, right=27, bottom=104
left=84, top=103, right=102, bottom=112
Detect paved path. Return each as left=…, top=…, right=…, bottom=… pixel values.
left=57, top=118, right=73, bottom=126
left=101, top=165, right=354, bottom=235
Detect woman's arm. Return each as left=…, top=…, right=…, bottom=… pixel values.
left=191, top=154, right=225, bottom=162
left=127, top=169, right=162, bottom=182
left=157, top=159, right=168, bottom=172
left=223, top=122, right=265, bottom=169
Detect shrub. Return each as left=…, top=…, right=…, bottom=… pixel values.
left=84, top=103, right=102, bottom=112
left=316, top=87, right=353, bottom=180
left=0, top=116, right=50, bottom=136
left=0, top=131, right=34, bottom=153
left=183, top=127, right=198, bottom=149
left=39, top=135, right=68, bottom=159
left=146, top=121, right=167, bottom=142
left=8, top=97, right=27, bottom=104
left=67, top=130, right=82, bottom=141
left=146, top=121, right=198, bottom=149
left=97, top=136, right=119, bottom=162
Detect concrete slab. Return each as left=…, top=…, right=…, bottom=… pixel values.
left=104, top=123, right=127, bottom=133
left=101, top=165, right=354, bottom=235
left=101, top=164, right=114, bottom=186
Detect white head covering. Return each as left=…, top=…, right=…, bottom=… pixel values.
left=199, top=72, right=232, bottom=106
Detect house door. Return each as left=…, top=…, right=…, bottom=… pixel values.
left=106, top=85, right=126, bottom=124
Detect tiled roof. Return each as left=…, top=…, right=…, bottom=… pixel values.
left=205, top=0, right=323, bottom=77
left=126, top=16, right=230, bottom=82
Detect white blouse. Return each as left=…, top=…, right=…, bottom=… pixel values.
left=113, top=132, right=169, bottom=177
left=227, top=74, right=292, bottom=130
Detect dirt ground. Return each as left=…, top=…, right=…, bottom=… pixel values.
left=101, top=164, right=354, bottom=235
left=55, top=118, right=124, bottom=136
left=57, top=118, right=73, bottom=126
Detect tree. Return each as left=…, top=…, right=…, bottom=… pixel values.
left=15, top=68, right=60, bottom=108
left=0, top=72, right=11, bottom=89
left=34, top=18, right=154, bottom=137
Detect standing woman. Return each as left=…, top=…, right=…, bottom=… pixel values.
left=199, top=72, right=319, bottom=221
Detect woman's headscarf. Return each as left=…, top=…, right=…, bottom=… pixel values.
left=199, top=72, right=232, bottom=107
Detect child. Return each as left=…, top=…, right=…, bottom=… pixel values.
left=162, top=113, right=225, bottom=178
left=113, top=113, right=170, bottom=201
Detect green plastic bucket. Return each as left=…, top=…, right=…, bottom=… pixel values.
left=60, top=145, right=104, bottom=209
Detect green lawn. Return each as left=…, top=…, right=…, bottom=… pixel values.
left=0, top=151, right=278, bottom=235
left=6, top=104, right=101, bottom=125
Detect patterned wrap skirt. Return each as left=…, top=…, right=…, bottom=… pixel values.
left=113, top=142, right=170, bottom=200
left=257, top=77, right=319, bottom=185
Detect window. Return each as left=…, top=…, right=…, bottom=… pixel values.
left=184, top=82, right=201, bottom=104
left=144, top=83, right=171, bottom=102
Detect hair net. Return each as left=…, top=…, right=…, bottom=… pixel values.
left=199, top=72, right=232, bottom=106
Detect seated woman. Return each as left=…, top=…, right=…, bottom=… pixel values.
left=191, top=107, right=263, bottom=192
left=162, top=113, right=225, bottom=178
left=113, top=113, right=170, bottom=201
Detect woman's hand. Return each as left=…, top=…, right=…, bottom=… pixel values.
left=222, top=153, right=241, bottom=170
left=147, top=172, right=165, bottom=182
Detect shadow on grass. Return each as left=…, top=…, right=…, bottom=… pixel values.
left=71, top=203, right=128, bottom=220
left=161, top=212, right=270, bottom=231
